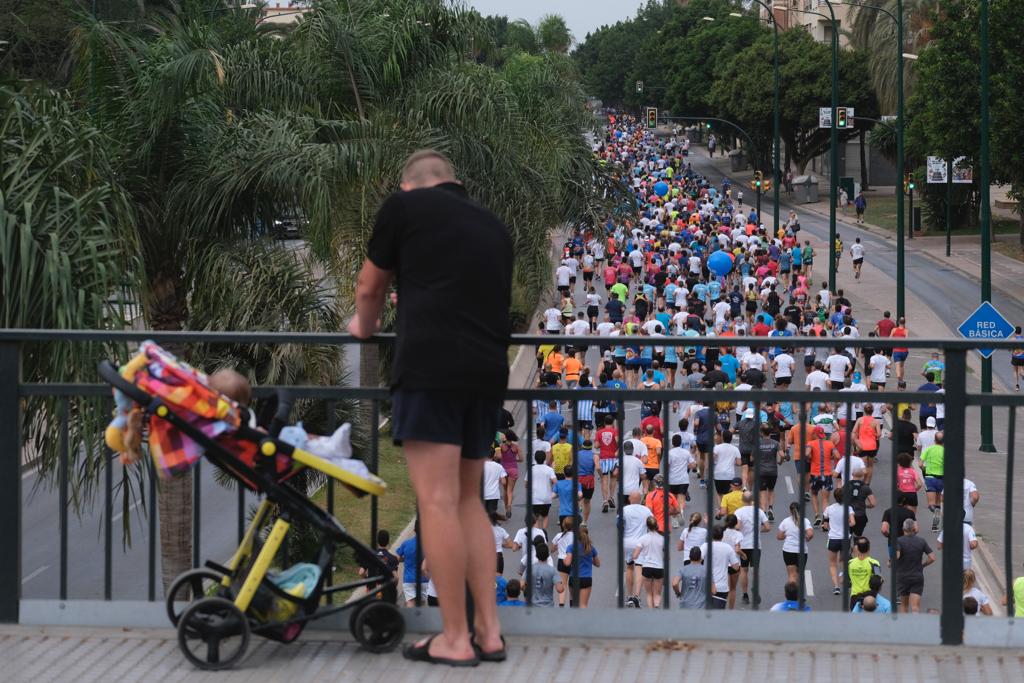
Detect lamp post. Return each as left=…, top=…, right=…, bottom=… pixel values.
left=979, top=0, right=995, bottom=452
left=838, top=1, right=906, bottom=318
left=780, top=4, right=840, bottom=291
left=726, top=3, right=780, bottom=241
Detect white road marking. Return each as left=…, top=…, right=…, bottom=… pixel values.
left=804, top=569, right=815, bottom=597
left=22, top=565, right=50, bottom=585
left=112, top=500, right=141, bottom=522
left=785, top=476, right=794, bottom=495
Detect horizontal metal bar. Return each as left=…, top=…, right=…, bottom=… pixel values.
left=20, top=383, right=389, bottom=400
left=1, top=328, right=1021, bottom=350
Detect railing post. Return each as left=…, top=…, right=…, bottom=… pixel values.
left=940, top=348, right=967, bottom=645
left=0, top=342, right=22, bottom=622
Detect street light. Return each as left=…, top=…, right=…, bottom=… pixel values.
left=721, top=3, right=782, bottom=243
left=778, top=3, right=840, bottom=292
left=979, top=0, right=995, bottom=453
left=836, top=1, right=906, bottom=321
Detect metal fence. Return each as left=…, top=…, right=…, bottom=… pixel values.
left=1, top=330, right=1022, bottom=648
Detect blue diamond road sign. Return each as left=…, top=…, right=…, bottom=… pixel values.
left=957, top=301, right=1014, bottom=358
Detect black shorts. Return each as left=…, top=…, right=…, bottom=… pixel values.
left=830, top=380, right=845, bottom=390
left=587, top=305, right=599, bottom=318
left=669, top=483, right=689, bottom=495
left=1013, top=358, right=1024, bottom=368
left=641, top=567, right=665, bottom=579
left=851, top=514, right=868, bottom=537
left=392, top=389, right=502, bottom=460
left=853, top=257, right=863, bottom=265
left=740, top=548, right=760, bottom=568
left=775, top=376, right=792, bottom=386
left=827, top=539, right=843, bottom=553
left=714, top=479, right=733, bottom=495
left=632, top=265, right=642, bottom=274
left=783, top=551, right=806, bottom=567
left=871, top=381, right=886, bottom=390
left=496, top=552, right=504, bottom=574
left=897, top=491, right=919, bottom=507
left=860, top=449, right=878, bottom=460
left=569, top=576, right=593, bottom=589
left=810, top=475, right=834, bottom=493
left=898, top=578, right=925, bottom=596
left=583, top=271, right=594, bottom=282
left=578, top=420, right=594, bottom=431
left=662, top=361, right=677, bottom=370
left=759, top=474, right=778, bottom=491
left=557, top=558, right=571, bottom=574
left=645, top=468, right=660, bottom=481
left=532, top=504, right=551, bottom=517
left=484, top=498, right=499, bottom=515
left=581, top=485, right=595, bottom=500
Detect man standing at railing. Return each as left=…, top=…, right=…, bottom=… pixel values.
left=350, top=150, right=512, bottom=666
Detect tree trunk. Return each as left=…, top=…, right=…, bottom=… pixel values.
left=147, top=266, right=193, bottom=593
left=859, top=129, right=869, bottom=191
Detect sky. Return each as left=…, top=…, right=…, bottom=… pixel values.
left=467, top=0, right=650, bottom=42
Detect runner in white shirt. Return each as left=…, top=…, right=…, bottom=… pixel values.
left=833, top=454, right=866, bottom=484
left=555, top=262, right=572, bottom=291
left=822, top=491, right=856, bottom=594
left=543, top=305, right=563, bottom=333
left=667, top=436, right=696, bottom=521
left=621, top=491, right=653, bottom=607
left=734, top=495, right=770, bottom=605
left=868, top=352, right=892, bottom=389
left=776, top=502, right=814, bottom=583
left=482, top=456, right=507, bottom=516
left=743, top=352, right=766, bottom=373
left=699, top=527, right=741, bottom=608
left=633, top=518, right=667, bottom=608
left=678, top=513, right=708, bottom=557
left=772, top=352, right=796, bottom=387
left=712, top=434, right=741, bottom=503
left=713, top=299, right=732, bottom=326
left=962, top=478, right=980, bottom=524
left=850, top=239, right=865, bottom=279
left=618, top=442, right=645, bottom=496
left=937, top=522, right=978, bottom=570
left=596, top=317, right=616, bottom=336
left=530, top=453, right=557, bottom=528
left=513, top=523, right=549, bottom=574
left=824, top=352, right=851, bottom=389
left=805, top=363, right=829, bottom=391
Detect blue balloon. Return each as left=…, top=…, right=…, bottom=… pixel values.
left=615, top=130, right=623, bottom=138
left=708, top=250, right=733, bottom=277
left=654, top=181, right=669, bottom=197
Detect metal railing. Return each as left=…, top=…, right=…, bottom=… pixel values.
left=1, top=330, right=1022, bottom=647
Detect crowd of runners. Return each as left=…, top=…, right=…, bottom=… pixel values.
left=392, top=116, right=1024, bottom=617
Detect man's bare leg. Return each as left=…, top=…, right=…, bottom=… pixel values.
left=459, top=458, right=503, bottom=654
left=404, top=442, right=476, bottom=662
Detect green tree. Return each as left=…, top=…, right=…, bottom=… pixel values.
left=537, top=13, right=572, bottom=54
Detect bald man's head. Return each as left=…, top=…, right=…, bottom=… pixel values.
left=400, top=149, right=457, bottom=190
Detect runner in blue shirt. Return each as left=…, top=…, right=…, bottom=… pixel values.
left=554, top=466, right=583, bottom=523
left=564, top=526, right=600, bottom=608
left=395, top=534, right=426, bottom=607
left=720, top=351, right=740, bottom=383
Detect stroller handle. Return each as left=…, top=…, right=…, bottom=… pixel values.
left=98, top=360, right=154, bottom=406
left=269, top=390, right=294, bottom=437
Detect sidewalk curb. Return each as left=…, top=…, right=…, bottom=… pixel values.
left=973, top=535, right=1007, bottom=617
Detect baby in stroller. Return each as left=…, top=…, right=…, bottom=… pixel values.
left=208, top=368, right=369, bottom=479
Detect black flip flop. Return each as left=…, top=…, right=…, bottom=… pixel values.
left=402, top=635, right=480, bottom=667
left=473, top=635, right=507, bottom=663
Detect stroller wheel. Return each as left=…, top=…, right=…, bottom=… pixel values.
left=177, top=597, right=250, bottom=670
left=351, top=601, right=405, bottom=653
left=166, top=569, right=227, bottom=626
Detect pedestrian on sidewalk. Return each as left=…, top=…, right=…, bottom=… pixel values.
left=854, top=192, right=867, bottom=223
left=351, top=150, right=510, bottom=665
left=839, top=188, right=849, bottom=215
left=1011, top=326, right=1024, bottom=391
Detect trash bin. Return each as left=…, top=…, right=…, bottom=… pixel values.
left=793, top=175, right=820, bottom=204
left=728, top=149, right=747, bottom=172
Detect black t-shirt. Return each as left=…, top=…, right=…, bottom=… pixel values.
left=741, top=367, right=766, bottom=388
left=605, top=299, right=625, bottom=321
left=843, top=480, right=873, bottom=517
left=367, top=183, right=513, bottom=395
left=783, top=305, right=802, bottom=326
left=881, top=506, right=916, bottom=547
left=703, top=369, right=729, bottom=388
left=894, top=420, right=918, bottom=454
left=895, top=535, right=933, bottom=579
left=756, top=437, right=780, bottom=476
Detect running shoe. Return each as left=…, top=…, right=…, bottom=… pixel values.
left=609, top=498, right=616, bottom=509
left=742, top=593, right=750, bottom=605
left=767, top=506, right=775, bottom=521
left=931, top=510, right=940, bottom=531
left=833, top=586, right=841, bottom=595
left=602, top=501, right=609, bottom=514
left=700, top=479, right=706, bottom=489
left=685, top=492, right=691, bottom=502
left=814, top=515, right=822, bottom=527
left=804, top=492, right=811, bottom=502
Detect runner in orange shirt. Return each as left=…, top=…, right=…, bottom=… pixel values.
left=804, top=426, right=836, bottom=525
left=563, top=352, right=583, bottom=388
left=640, top=424, right=662, bottom=492
left=644, top=474, right=680, bottom=532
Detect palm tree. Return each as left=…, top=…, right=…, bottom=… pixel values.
left=537, top=14, right=573, bottom=54
left=847, top=0, right=938, bottom=115
left=7, top=0, right=615, bottom=592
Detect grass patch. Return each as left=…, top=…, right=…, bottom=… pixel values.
left=856, top=194, right=1019, bottom=236
left=310, top=432, right=415, bottom=597
left=993, top=241, right=1024, bottom=263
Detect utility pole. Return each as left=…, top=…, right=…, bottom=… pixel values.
left=979, top=0, right=995, bottom=452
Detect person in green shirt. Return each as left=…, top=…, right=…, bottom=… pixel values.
left=1003, top=569, right=1024, bottom=617
left=920, top=433, right=945, bottom=531
left=921, top=353, right=945, bottom=386
left=847, top=536, right=880, bottom=610
left=610, top=281, right=629, bottom=305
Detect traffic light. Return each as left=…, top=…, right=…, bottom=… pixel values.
left=903, top=173, right=916, bottom=194
left=753, top=170, right=763, bottom=190
left=762, top=179, right=772, bottom=192
left=908, top=176, right=916, bottom=191
left=706, top=122, right=712, bottom=130
left=646, top=107, right=658, bottom=128
left=836, top=107, right=848, bottom=129
left=636, top=80, right=643, bottom=94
